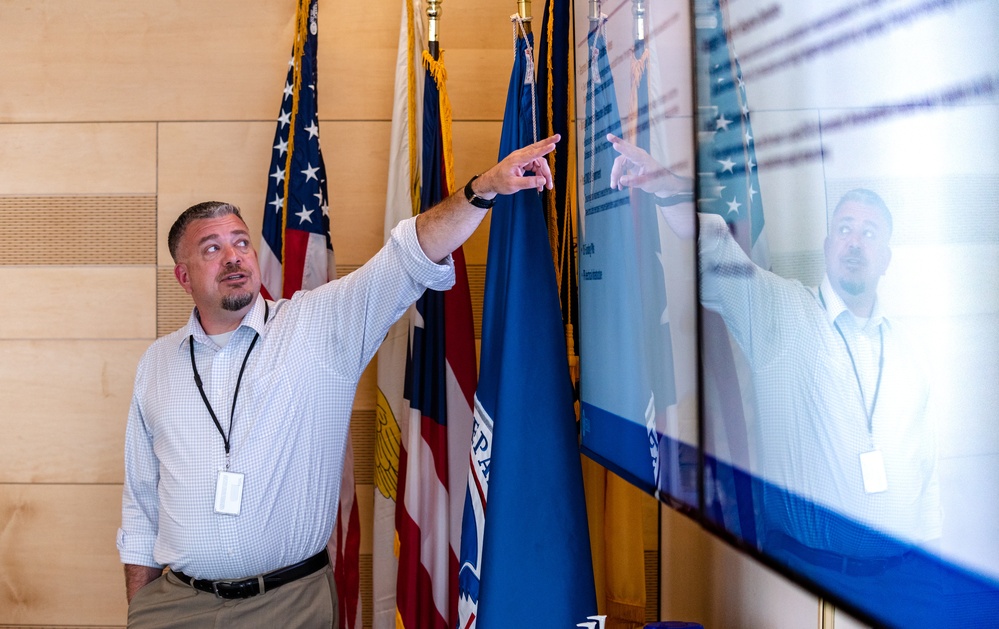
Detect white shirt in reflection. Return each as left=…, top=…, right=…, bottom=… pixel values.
left=699, top=212, right=941, bottom=557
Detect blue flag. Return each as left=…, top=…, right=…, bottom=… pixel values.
left=456, top=29, right=597, bottom=629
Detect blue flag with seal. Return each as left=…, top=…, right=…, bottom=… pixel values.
left=455, top=21, right=597, bottom=629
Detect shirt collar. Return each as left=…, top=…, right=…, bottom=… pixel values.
left=819, top=275, right=888, bottom=330
left=181, top=293, right=270, bottom=348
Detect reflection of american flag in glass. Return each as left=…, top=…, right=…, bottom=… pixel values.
left=259, top=0, right=334, bottom=300
left=695, top=0, right=769, bottom=548
left=697, top=0, right=767, bottom=267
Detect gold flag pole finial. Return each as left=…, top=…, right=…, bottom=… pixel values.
left=589, top=0, right=601, bottom=23
left=518, top=0, right=532, bottom=21
left=633, top=0, right=647, bottom=43
left=517, top=0, right=532, bottom=36
left=427, top=0, right=442, bottom=60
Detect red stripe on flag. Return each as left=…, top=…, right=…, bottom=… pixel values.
left=335, top=500, right=361, bottom=628
left=395, top=443, right=451, bottom=629
left=420, top=413, right=449, bottom=489
left=281, top=229, right=311, bottom=296
left=444, top=247, right=477, bottom=408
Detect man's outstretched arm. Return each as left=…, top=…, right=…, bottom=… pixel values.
left=415, top=134, right=559, bottom=263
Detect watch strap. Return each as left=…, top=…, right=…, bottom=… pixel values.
left=464, top=175, right=496, bottom=209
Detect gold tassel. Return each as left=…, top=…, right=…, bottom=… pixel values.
left=407, top=0, right=421, bottom=217
left=423, top=50, right=456, bottom=194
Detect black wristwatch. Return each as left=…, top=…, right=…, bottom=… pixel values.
left=464, top=175, right=496, bottom=209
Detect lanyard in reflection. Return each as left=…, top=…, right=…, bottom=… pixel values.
left=820, top=289, right=884, bottom=434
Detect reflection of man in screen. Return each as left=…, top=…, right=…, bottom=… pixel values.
left=610, top=135, right=941, bottom=571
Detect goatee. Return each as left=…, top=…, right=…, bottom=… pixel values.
left=222, top=292, right=253, bottom=311
left=839, top=279, right=865, bottom=296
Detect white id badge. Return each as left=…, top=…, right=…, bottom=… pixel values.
left=860, top=450, right=888, bottom=494
left=214, top=471, right=244, bottom=515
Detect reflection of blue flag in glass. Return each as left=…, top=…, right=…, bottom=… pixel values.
left=456, top=30, right=597, bottom=629
left=578, top=20, right=661, bottom=492
left=631, top=36, right=678, bottom=447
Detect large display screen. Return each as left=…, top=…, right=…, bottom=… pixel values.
left=576, top=0, right=999, bottom=625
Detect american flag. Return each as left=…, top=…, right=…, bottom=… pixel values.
left=259, top=0, right=334, bottom=299
left=258, top=2, right=360, bottom=627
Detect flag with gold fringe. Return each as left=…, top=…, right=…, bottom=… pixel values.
left=456, top=19, right=597, bottom=629
left=257, top=1, right=360, bottom=627
left=392, top=43, right=477, bottom=629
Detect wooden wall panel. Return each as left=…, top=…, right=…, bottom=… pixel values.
left=0, top=124, right=156, bottom=194
left=0, top=485, right=127, bottom=626
left=0, top=268, right=155, bottom=340
left=0, top=1, right=293, bottom=123
left=156, top=121, right=276, bottom=266
left=443, top=49, right=512, bottom=123
left=0, top=196, right=156, bottom=266
left=0, top=340, right=145, bottom=484
left=326, top=122, right=393, bottom=264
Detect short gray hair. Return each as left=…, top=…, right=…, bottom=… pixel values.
left=167, top=201, right=244, bottom=262
left=832, top=188, right=893, bottom=238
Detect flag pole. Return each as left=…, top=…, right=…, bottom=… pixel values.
left=517, top=0, right=532, bottom=36
left=427, top=0, right=441, bottom=60
left=589, top=0, right=600, bottom=23
left=632, top=0, right=646, bottom=48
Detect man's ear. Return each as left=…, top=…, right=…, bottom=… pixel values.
left=879, top=247, right=892, bottom=277
left=174, top=263, right=193, bottom=295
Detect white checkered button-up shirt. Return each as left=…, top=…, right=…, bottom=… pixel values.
left=118, top=217, right=454, bottom=580
left=699, top=213, right=941, bottom=556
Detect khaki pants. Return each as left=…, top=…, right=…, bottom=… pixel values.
left=127, top=564, right=338, bottom=628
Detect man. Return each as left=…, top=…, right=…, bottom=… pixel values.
left=608, top=135, right=940, bottom=565
left=118, top=134, right=560, bottom=628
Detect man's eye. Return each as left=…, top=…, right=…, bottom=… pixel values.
left=839, top=225, right=850, bottom=235
left=863, top=229, right=876, bottom=239
left=206, top=245, right=219, bottom=254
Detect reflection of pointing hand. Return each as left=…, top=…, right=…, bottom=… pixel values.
left=607, top=133, right=693, bottom=198
left=606, top=133, right=696, bottom=241
left=608, top=133, right=659, bottom=192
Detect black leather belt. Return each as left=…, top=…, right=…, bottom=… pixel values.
left=767, top=531, right=907, bottom=577
left=172, top=549, right=329, bottom=599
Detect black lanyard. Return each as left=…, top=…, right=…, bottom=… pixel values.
left=820, top=289, right=884, bottom=433
left=189, top=303, right=268, bottom=466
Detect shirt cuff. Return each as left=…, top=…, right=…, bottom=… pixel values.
left=117, top=528, right=163, bottom=569
left=697, top=212, right=729, bottom=259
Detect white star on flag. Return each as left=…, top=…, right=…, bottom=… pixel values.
left=295, top=205, right=314, bottom=224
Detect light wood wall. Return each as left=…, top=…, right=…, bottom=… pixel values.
left=0, top=1, right=665, bottom=627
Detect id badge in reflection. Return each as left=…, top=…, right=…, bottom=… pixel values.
left=860, top=450, right=888, bottom=494
left=215, top=471, right=245, bottom=515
